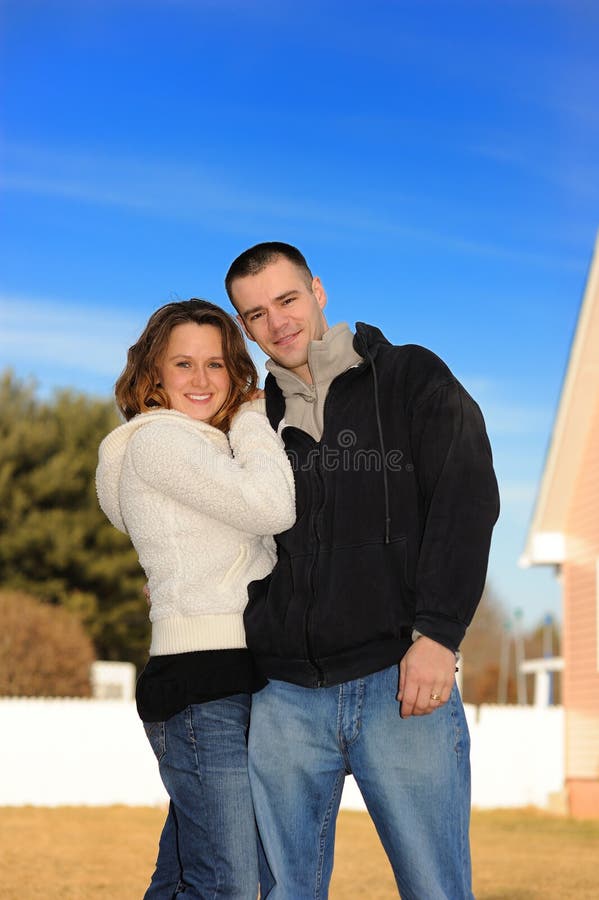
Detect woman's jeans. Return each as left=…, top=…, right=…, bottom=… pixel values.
left=249, top=666, right=474, bottom=900
left=143, top=694, right=259, bottom=899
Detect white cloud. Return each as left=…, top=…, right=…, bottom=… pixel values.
left=484, top=403, right=553, bottom=436
left=467, top=139, right=599, bottom=203
left=1, top=141, right=585, bottom=271
left=497, top=479, right=538, bottom=507
left=456, top=375, right=553, bottom=437
left=0, top=294, right=144, bottom=379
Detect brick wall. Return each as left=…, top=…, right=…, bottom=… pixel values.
left=563, top=394, right=599, bottom=812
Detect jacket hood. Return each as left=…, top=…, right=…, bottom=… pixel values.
left=353, top=322, right=392, bottom=359
left=96, top=408, right=228, bottom=534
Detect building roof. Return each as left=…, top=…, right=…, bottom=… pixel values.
left=521, top=232, right=599, bottom=567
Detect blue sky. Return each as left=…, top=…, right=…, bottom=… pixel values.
left=2, top=0, right=598, bottom=631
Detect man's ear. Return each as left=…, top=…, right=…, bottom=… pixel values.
left=312, top=276, right=327, bottom=311
left=236, top=313, right=255, bottom=342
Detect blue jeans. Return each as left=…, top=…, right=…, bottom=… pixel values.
left=248, top=666, right=473, bottom=899
left=143, top=695, right=259, bottom=899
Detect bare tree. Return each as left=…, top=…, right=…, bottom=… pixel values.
left=0, top=589, right=96, bottom=697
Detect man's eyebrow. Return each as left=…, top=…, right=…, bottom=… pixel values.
left=239, top=305, right=263, bottom=320
left=241, top=291, right=298, bottom=319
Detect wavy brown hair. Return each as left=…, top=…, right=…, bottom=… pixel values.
left=115, top=299, right=258, bottom=431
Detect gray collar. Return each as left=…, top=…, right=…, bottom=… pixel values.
left=266, top=322, right=362, bottom=399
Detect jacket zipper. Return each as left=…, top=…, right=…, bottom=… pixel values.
left=303, top=364, right=370, bottom=688
left=305, top=449, right=326, bottom=687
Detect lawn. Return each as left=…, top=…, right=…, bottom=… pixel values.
left=1, top=806, right=597, bottom=898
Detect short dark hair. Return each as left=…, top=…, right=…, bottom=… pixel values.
left=115, top=298, right=257, bottom=431
left=225, top=241, right=313, bottom=305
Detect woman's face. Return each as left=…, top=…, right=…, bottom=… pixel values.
left=158, top=322, right=231, bottom=423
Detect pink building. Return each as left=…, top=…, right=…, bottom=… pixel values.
left=522, top=234, right=599, bottom=817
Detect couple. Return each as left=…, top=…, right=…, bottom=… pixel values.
left=97, top=241, right=499, bottom=899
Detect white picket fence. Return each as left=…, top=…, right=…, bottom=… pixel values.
left=0, top=697, right=564, bottom=810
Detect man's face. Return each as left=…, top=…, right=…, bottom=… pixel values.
left=231, top=256, right=328, bottom=383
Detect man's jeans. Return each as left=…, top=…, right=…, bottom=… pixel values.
left=249, top=666, right=474, bottom=899
left=143, top=694, right=259, bottom=899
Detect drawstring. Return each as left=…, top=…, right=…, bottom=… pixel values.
left=364, top=344, right=391, bottom=544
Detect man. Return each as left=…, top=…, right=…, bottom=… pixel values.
left=225, top=242, right=499, bottom=899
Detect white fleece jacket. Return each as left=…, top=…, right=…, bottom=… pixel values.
left=96, top=403, right=295, bottom=656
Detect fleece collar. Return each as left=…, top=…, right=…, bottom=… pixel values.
left=265, top=322, right=363, bottom=399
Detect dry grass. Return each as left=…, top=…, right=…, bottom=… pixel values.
left=0, top=806, right=597, bottom=898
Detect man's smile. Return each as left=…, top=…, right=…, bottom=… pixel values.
left=273, top=330, right=301, bottom=347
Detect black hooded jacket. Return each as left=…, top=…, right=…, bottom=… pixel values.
left=244, top=322, right=500, bottom=688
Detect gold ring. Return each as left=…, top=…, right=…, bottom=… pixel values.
left=430, top=693, right=441, bottom=701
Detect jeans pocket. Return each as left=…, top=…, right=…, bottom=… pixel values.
left=143, top=720, right=166, bottom=762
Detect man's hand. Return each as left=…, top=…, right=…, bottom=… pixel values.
left=397, top=636, right=456, bottom=718
left=143, top=583, right=151, bottom=609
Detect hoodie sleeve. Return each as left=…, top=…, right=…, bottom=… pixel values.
left=409, top=377, right=500, bottom=651
left=96, top=430, right=129, bottom=534
left=128, top=412, right=296, bottom=536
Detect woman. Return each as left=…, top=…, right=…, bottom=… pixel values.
left=96, top=299, right=295, bottom=898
